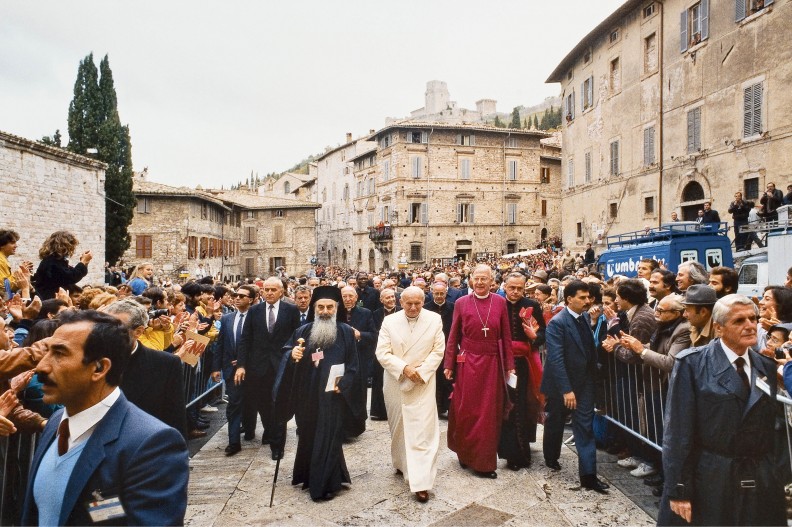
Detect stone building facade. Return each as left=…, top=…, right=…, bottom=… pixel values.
left=315, top=133, right=377, bottom=267
left=124, top=175, right=320, bottom=281
left=350, top=122, right=561, bottom=271
left=0, top=130, right=107, bottom=285
left=547, top=0, right=792, bottom=252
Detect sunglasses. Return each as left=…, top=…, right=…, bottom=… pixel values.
left=233, top=293, right=254, bottom=299
left=656, top=308, right=684, bottom=314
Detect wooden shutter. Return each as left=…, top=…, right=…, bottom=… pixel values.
left=421, top=203, right=428, bottom=224
left=680, top=9, right=689, bottom=52
left=421, top=131, right=428, bottom=144
left=581, top=81, right=586, bottom=109
left=735, top=0, right=746, bottom=21
left=701, top=0, right=710, bottom=40
left=456, top=203, right=462, bottom=223
left=508, top=160, right=517, bottom=180
left=588, top=76, right=594, bottom=108
left=406, top=132, right=413, bottom=144
left=644, top=127, right=655, bottom=165
left=469, top=204, right=475, bottom=223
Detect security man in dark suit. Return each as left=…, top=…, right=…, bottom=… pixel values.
left=294, top=285, right=312, bottom=326
left=104, top=299, right=187, bottom=440
left=356, top=272, right=382, bottom=313
left=423, top=280, right=455, bottom=417
left=541, top=280, right=609, bottom=494
left=211, top=285, right=257, bottom=456
left=659, top=295, right=785, bottom=526
left=235, top=277, right=300, bottom=460
left=341, top=285, right=376, bottom=437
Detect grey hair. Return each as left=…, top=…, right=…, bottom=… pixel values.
left=379, top=288, right=396, bottom=299
left=431, top=281, right=448, bottom=291
left=104, top=298, right=149, bottom=329
left=659, top=294, right=685, bottom=312
left=473, top=264, right=495, bottom=278
left=711, top=294, right=759, bottom=326
left=678, top=261, right=709, bottom=285
left=505, top=272, right=528, bottom=284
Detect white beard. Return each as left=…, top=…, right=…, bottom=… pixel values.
left=309, top=313, right=338, bottom=349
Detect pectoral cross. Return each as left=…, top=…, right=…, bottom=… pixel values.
left=482, top=326, right=489, bottom=337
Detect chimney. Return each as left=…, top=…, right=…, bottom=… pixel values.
left=346, top=132, right=352, bottom=143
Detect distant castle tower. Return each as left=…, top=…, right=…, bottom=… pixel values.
left=476, top=99, right=497, bottom=117
left=425, top=80, right=450, bottom=114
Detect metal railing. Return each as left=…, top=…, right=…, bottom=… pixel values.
left=0, top=349, right=219, bottom=525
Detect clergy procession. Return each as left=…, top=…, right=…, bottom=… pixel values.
left=4, top=236, right=792, bottom=525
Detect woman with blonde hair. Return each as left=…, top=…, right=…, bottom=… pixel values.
left=32, top=230, right=92, bottom=300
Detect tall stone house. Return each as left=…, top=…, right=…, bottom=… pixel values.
left=0, top=130, right=107, bottom=286
left=125, top=175, right=319, bottom=281
left=349, top=122, right=562, bottom=271
left=547, top=0, right=792, bottom=251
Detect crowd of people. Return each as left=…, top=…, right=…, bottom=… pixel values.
left=2, top=225, right=792, bottom=524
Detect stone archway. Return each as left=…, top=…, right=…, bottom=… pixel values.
left=541, top=228, right=548, bottom=241
left=368, top=249, right=376, bottom=272
left=680, top=181, right=707, bottom=220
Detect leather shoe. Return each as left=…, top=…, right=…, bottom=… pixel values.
left=652, top=486, right=663, bottom=497
left=195, top=421, right=210, bottom=430
left=581, top=475, right=610, bottom=494
left=370, top=415, right=388, bottom=421
left=643, top=474, right=664, bottom=487
left=415, top=491, right=429, bottom=503
left=545, top=460, right=562, bottom=471
left=474, top=470, right=497, bottom=479
left=271, top=449, right=283, bottom=460
left=261, top=437, right=271, bottom=445
left=506, top=462, right=521, bottom=471
left=225, top=444, right=242, bottom=456
left=188, top=429, right=207, bottom=439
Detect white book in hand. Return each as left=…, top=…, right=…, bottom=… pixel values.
left=325, top=364, right=345, bottom=392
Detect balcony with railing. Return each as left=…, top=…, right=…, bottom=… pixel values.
left=368, top=224, right=393, bottom=241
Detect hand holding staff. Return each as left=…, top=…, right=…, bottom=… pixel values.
left=292, top=338, right=305, bottom=362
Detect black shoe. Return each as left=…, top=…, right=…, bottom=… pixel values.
left=652, top=486, right=663, bottom=497
left=581, top=475, right=610, bottom=494
left=244, top=433, right=255, bottom=441
left=195, top=421, right=210, bottom=430
left=261, top=437, right=271, bottom=446
left=370, top=415, right=388, bottom=421
left=506, top=462, right=521, bottom=471
left=271, top=449, right=283, bottom=460
left=474, top=470, right=497, bottom=479
left=225, top=444, right=242, bottom=456
left=545, top=460, right=562, bottom=471
left=643, top=474, right=664, bottom=487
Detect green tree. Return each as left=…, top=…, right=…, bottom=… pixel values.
left=533, top=115, right=540, bottom=129
left=67, top=53, right=135, bottom=265
left=494, top=115, right=504, bottom=128
left=40, top=129, right=62, bottom=147
left=510, top=107, right=521, bottom=129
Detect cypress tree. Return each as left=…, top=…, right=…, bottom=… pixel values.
left=510, top=107, right=521, bottom=129
left=67, top=53, right=136, bottom=265
left=533, top=115, right=540, bottom=129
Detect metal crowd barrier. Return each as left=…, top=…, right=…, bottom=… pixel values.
left=183, top=347, right=221, bottom=409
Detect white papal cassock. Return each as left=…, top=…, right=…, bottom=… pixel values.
left=375, top=309, right=445, bottom=493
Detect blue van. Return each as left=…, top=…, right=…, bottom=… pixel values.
left=597, top=222, right=733, bottom=280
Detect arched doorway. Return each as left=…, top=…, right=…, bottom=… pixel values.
left=383, top=260, right=390, bottom=271
left=456, top=240, right=472, bottom=262
left=327, top=250, right=331, bottom=265
left=681, top=181, right=706, bottom=220
left=369, top=249, right=376, bottom=272
left=541, top=228, right=548, bottom=241
left=342, top=249, right=347, bottom=267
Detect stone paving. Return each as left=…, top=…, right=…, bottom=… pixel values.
left=185, top=413, right=655, bottom=527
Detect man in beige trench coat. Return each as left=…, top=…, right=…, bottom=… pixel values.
left=375, top=286, right=445, bottom=503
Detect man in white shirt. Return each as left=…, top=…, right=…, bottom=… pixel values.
left=22, top=310, right=188, bottom=526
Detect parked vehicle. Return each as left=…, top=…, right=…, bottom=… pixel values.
left=597, top=222, right=733, bottom=280
left=736, top=205, right=792, bottom=297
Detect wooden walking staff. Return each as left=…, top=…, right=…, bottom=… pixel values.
left=270, top=337, right=305, bottom=507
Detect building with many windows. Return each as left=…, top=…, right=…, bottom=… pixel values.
left=348, top=122, right=561, bottom=271
left=125, top=173, right=319, bottom=281
left=547, top=0, right=792, bottom=250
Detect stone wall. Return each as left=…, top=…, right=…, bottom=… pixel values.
left=0, top=131, right=106, bottom=286
left=240, top=207, right=317, bottom=277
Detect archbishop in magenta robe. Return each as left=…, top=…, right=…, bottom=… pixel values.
left=444, top=292, right=514, bottom=472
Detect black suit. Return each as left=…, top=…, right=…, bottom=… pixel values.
left=357, top=285, right=382, bottom=312
left=212, top=311, right=247, bottom=446
left=237, top=300, right=300, bottom=449
left=424, top=299, right=455, bottom=414
left=345, top=306, right=376, bottom=436
left=121, top=342, right=187, bottom=439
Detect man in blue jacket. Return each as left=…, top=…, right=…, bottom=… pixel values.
left=22, top=309, right=188, bottom=526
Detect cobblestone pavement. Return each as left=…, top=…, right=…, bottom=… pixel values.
left=186, top=411, right=655, bottom=527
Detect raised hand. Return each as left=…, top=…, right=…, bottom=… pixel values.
left=10, top=370, right=34, bottom=393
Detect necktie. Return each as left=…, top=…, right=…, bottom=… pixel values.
left=268, top=305, right=275, bottom=333
left=57, top=418, right=70, bottom=456
left=300, top=313, right=306, bottom=325
left=735, top=357, right=750, bottom=389
left=235, top=313, right=245, bottom=344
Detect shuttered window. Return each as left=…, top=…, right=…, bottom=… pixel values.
left=244, top=227, right=257, bottom=243
left=681, top=0, right=709, bottom=52
left=567, top=159, right=574, bottom=187
left=459, top=158, right=471, bottom=180
left=457, top=203, right=475, bottom=223
left=743, top=82, right=763, bottom=138
left=584, top=152, right=592, bottom=183
left=382, top=160, right=390, bottom=182
left=406, top=131, right=428, bottom=144
left=565, top=92, right=575, bottom=121
left=736, top=0, right=773, bottom=22
left=507, top=203, right=517, bottom=224
left=135, top=235, right=152, bottom=258
left=582, top=76, right=594, bottom=110
left=610, top=141, right=620, bottom=176
left=508, top=159, right=518, bottom=180
left=411, top=156, right=423, bottom=178
left=644, top=127, right=656, bottom=166
left=687, top=107, right=702, bottom=152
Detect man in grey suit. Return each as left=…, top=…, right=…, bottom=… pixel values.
left=541, top=280, right=609, bottom=494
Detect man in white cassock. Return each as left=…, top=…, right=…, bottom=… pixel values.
left=375, top=286, right=445, bottom=503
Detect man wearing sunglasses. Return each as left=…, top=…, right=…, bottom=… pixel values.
left=212, top=285, right=257, bottom=455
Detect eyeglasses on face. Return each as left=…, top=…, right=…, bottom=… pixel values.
left=656, top=308, right=683, bottom=314
left=233, top=293, right=254, bottom=299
